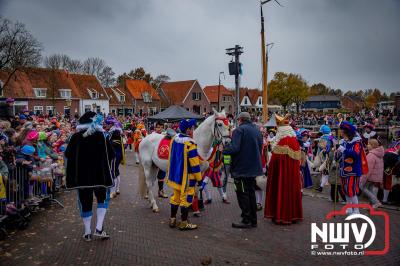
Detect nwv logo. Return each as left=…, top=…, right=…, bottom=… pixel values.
left=312, top=214, right=376, bottom=248
left=310, top=204, right=390, bottom=256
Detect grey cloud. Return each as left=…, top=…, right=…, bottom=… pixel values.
left=1, top=0, right=399, bottom=92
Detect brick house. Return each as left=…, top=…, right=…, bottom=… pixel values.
left=0, top=68, right=81, bottom=116
left=105, top=86, right=134, bottom=116
left=203, top=85, right=234, bottom=114
left=0, top=69, right=32, bottom=114
left=70, top=74, right=110, bottom=115
left=124, top=79, right=161, bottom=116
left=160, top=80, right=210, bottom=114
left=341, top=95, right=364, bottom=112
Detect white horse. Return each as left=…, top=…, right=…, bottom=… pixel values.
left=138, top=109, right=230, bottom=212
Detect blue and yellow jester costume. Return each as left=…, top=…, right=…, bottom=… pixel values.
left=167, top=119, right=202, bottom=230
left=337, top=121, right=368, bottom=215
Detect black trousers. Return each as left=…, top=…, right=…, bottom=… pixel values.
left=234, top=178, right=257, bottom=225
left=78, top=187, right=109, bottom=217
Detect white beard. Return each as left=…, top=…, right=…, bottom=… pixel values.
left=271, top=126, right=296, bottom=150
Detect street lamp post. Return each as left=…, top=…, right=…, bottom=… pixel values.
left=217, top=71, right=225, bottom=111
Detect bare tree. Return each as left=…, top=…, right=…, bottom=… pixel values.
left=151, top=74, right=170, bottom=91
left=66, top=59, right=83, bottom=73
left=0, top=17, right=42, bottom=70
left=43, top=53, right=84, bottom=73
left=43, top=54, right=64, bottom=69
left=98, top=66, right=116, bottom=87
left=82, top=57, right=105, bottom=77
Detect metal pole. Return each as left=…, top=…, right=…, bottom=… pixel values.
left=218, top=74, right=221, bottom=112
left=235, top=45, right=241, bottom=117
left=226, top=45, right=243, bottom=120
left=261, top=3, right=269, bottom=123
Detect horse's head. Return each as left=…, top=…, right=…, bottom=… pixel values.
left=211, top=108, right=231, bottom=145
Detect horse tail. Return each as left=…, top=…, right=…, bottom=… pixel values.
left=138, top=164, right=147, bottom=198
left=256, top=175, right=267, bottom=192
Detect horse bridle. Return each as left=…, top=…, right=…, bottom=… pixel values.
left=210, top=116, right=231, bottom=182
left=213, top=116, right=230, bottom=146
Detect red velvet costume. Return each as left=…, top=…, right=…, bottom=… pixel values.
left=264, top=120, right=303, bottom=225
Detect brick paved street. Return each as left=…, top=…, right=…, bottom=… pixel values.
left=1, top=155, right=399, bottom=266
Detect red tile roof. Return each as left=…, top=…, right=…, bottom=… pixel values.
left=247, top=89, right=262, bottom=105
left=105, top=86, right=134, bottom=106
left=70, top=73, right=108, bottom=100
left=23, top=68, right=81, bottom=98
left=104, top=87, right=120, bottom=105
left=125, top=80, right=160, bottom=101
left=160, top=80, right=196, bottom=105
left=0, top=69, right=34, bottom=98
left=203, top=85, right=233, bottom=103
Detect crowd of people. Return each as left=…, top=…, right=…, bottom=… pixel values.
left=0, top=98, right=399, bottom=240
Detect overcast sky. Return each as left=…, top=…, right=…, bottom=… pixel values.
left=1, top=0, right=399, bottom=93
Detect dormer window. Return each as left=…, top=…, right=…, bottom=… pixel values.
left=142, top=92, right=152, bottom=103
left=59, top=89, right=72, bottom=99
left=87, top=88, right=99, bottom=99
left=34, top=88, right=47, bottom=98
left=113, top=88, right=126, bottom=103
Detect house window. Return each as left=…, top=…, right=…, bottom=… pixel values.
left=244, top=98, right=248, bottom=105
left=34, top=106, right=43, bottom=114
left=119, top=95, right=125, bottom=102
left=46, top=106, right=54, bottom=115
left=222, top=96, right=229, bottom=102
left=84, top=105, right=91, bottom=112
left=258, top=98, right=262, bottom=105
left=34, top=88, right=47, bottom=98
left=59, top=89, right=72, bottom=98
left=192, top=92, right=201, bottom=101
left=88, top=89, right=99, bottom=99
left=149, top=107, right=157, bottom=115
left=142, top=92, right=152, bottom=103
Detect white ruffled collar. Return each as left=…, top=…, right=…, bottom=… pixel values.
left=76, top=124, right=104, bottom=137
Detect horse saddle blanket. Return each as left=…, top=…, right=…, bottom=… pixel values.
left=158, top=137, right=172, bottom=160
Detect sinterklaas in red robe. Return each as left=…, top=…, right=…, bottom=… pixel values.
left=264, top=128, right=303, bottom=225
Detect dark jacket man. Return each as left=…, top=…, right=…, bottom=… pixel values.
left=223, top=117, right=263, bottom=178
left=65, top=116, right=115, bottom=189
left=0, top=101, right=14, bottom=122
left=223, top=112, right=263, bottom=229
